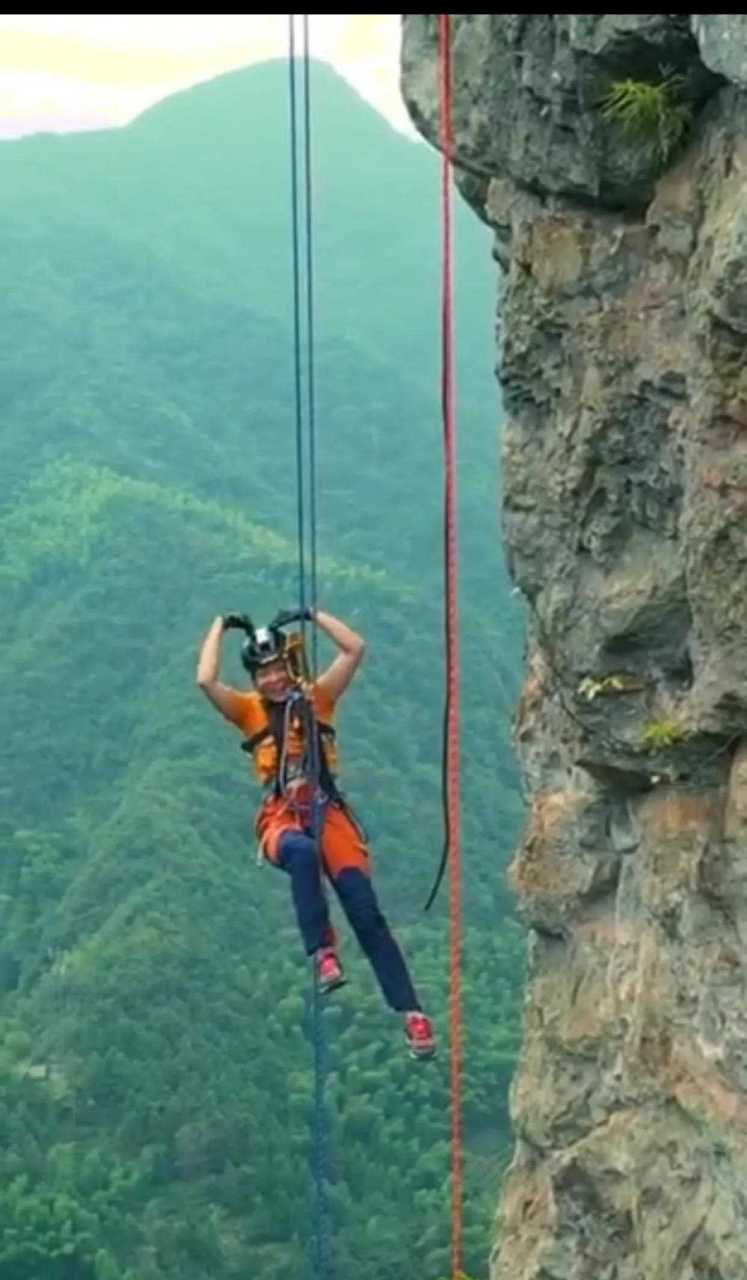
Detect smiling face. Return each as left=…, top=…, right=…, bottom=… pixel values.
left=253, top=658, right=292, bottom=702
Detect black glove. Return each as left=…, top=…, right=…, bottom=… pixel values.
left=272, top=607, right=313, bottom=628
left=222, top=612, right=253, bottom=633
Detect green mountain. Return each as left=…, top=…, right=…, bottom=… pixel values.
left=0, top=59, right=524, bottom=1280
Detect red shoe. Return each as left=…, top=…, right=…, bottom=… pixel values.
left=405, top=1012, right=436, bottom=1059
left=316, top=948, right=346, bottom=995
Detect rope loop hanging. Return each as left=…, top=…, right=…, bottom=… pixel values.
left=435, top=14, right=465, bottom=1276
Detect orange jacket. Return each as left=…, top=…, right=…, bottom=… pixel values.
left=225, top=683, right=338, bottom=787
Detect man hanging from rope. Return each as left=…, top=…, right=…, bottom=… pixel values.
left=197, top=606, right=436, bottom=1059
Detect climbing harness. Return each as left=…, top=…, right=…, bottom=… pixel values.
left=242, top=690, right=337, bottom=792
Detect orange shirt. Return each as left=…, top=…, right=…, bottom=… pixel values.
left=225, top=683, right=337, bottom=786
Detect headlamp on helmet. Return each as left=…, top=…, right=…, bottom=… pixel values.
left=240, top=625, right=286, bottom=675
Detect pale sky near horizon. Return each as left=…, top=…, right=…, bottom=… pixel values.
left=0, top=14, right=418, bottom=140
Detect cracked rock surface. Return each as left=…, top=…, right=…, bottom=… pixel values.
left=403, top=15, right=747, bottom=1279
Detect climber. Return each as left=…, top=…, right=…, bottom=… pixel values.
left=196, top=606, right=436, bottom=1060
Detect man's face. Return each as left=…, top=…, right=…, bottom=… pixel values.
left=254, top=658, right=292, bottom=701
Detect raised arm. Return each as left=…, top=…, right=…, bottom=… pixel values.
left=196, top=615, right=242, bottom=722
left=313, top=609, right=366, bottom=703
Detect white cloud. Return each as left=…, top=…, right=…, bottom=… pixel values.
left=0, top=14, right=419, bottom=139
left=0, top=70, right=178, bottom=137
left=2, top=14, right=283, bottom=51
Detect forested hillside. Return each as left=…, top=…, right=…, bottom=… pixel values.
left=0, top=60, right=524, bottom=1279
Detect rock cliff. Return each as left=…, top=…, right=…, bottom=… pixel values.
left=402, top=15, right=747, bottom=1279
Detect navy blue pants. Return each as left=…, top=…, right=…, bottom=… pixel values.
left=276, top=830, right=420, bottom=1013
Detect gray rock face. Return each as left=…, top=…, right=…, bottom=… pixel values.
left=692, top=15, right=747, bottom=89
left=402, top=14, right=747, bottom=1280
left=401, top=14, right=721, bottom=211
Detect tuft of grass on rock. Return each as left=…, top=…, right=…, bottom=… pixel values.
left=600, top=69, right=693, bottom=164
left=641, top=717, right=689, bottom=751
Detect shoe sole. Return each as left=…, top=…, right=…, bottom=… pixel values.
left=408, top=1044, right=436, bottom=1060
left=319, top=974, right=347, bottom=996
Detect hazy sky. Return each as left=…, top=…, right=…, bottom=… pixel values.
left=0, top=14, right=417, bottom=140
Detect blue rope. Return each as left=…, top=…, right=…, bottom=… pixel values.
left=288, top=16, right=331, bottom=1278
left=288, top=16, right=307, bottom=620
left=300, top=28, right=330, bottom=1277
left=303, top=13, right=319, bottom=677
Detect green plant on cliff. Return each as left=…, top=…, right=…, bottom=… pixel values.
left=578, top=672, right=647, bottom=702
left=641, top=717, right=689, bottom=751
left=600, top=69, right=693, bottom=164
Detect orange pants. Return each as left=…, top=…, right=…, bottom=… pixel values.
left=254, top=786, right=421, bottom=1011
left=256, top=788, right=371, bottom=876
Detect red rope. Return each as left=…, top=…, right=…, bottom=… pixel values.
left=439, top=14, right=463, bottom=1279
